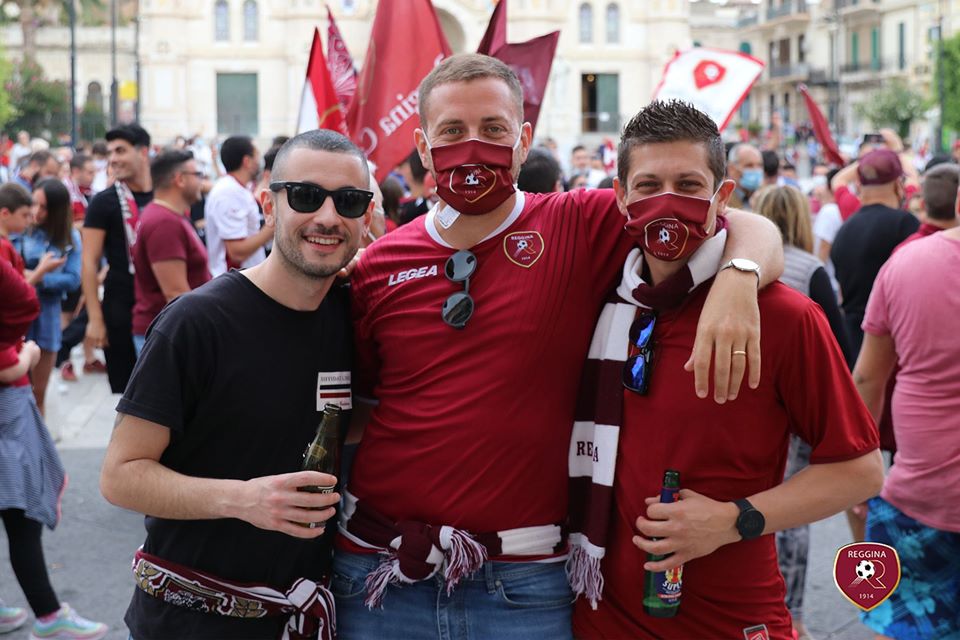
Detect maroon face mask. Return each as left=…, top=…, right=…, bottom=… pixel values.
left=624, top=190, right=718, bottom=262
left=428, top=138, right=518, bottom=215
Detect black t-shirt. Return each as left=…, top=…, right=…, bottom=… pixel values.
left=830, top=203, right=919, bottom=317
left=117, top=271, right=352, bottom=640
left=398, top=197, right=430, bottom=225
left=83, top=185, right=154, bottom=297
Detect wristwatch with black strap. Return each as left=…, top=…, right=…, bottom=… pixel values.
left=733, top=498, right=766, bottom=540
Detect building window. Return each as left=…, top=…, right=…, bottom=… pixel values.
left=581, top=73, right=619, bottom=133
left=898, top=22, right=906, bottom=70
left=605, top=3, right=619, bottom=44
left=851, top=32, right=859, bottom=70
left=870, top=27, right=880, bottom=70
left=243, top=0, right=257, bottom=41
left=214, top=0, right=229, bottom=41
left=217, top=73, right=258, bottom=135
left=579, top=3, right=593, bottom=44
left=768, top=94, right=775, bottom=121
left=580, top=73, right=620, bottom=133
left=798, top=34, right=805, bottom=63
left=783, top=92, right=790, bottom=123
left=739, top=41, right=752, bottom=55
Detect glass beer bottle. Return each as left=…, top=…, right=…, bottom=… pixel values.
left=643, top=469, right=682, bottom=617
left=297, top=403, right=341, bottom=528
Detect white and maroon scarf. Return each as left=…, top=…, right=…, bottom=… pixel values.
left=566, top=225, right=727, bottom=609
left=133, top=547, right=335, bottom=640
left=338, top=490, right=563, bottom=609
left=116, top=181, right=140, bottom=274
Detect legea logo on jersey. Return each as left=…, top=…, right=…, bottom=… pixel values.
left=503, top=231, right=544, bottom=268
left=449, top=165, right=497, bottom=203
left=833, top=542, right=901, bottom=611
left=388, top=264, right=439, bottom=286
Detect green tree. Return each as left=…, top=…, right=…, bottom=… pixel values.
left=939, top=32, right=960, bottom=135
left=854, top=80, right=930, bottom=140
left=0, top=44, right=17, bottom=132
left=3, top=59, right=70, bottom=139
left=79, top=95, right=106, bottom=141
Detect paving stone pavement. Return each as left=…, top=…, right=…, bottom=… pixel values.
left=1, top=361, right=876, bottom=639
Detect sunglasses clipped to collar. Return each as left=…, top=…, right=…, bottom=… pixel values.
left=622, top=311, right=656, bottom=395
left=269, top=182, right=373, bottom=219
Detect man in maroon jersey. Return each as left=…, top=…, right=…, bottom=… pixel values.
left=336, top=54, right=784, bottom=639
left=570, top=99, right=882, bottom=640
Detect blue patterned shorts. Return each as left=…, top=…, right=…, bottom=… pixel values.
left=860, top=496, right=960, bottom=640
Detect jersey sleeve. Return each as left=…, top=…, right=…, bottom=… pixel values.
left=575, top=188, right=634, bottom=290
left=145, top=217, right=190, bottom=264
left=776, top=302, right=879, bottom=464
left=0, top=258, right=40, bottom=347
left=350, top=257, right=381, bottom=403
left=116, top=309, right=207, bottom=432
left=862, top=259, right=893, bottom=337
left=207, top=191, right=253, bottom=241
left=0, top=345, right=19, bottom=371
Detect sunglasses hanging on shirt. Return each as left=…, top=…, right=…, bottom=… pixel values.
left=442, top=250, right=477, bottom=330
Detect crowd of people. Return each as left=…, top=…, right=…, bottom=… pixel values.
left=1, top=51, right=958, bottom=640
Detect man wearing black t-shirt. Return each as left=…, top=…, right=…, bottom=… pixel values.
left=831, top=148, right=920, bottom=359
left=81, top=124, right=153, bottom=392
left=99, top=129, right=372, bottom=640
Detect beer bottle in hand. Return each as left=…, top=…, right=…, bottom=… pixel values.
left=297, top=404, right=341, bottom=528
left=643, top=469, right=682, bottom=617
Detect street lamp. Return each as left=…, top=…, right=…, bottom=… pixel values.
left=69, top=0, right=78, bottom=147
left=110, top=0, right=118, bottom=125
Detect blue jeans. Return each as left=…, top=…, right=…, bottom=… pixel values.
left=333, top=550, right=574, bottom=640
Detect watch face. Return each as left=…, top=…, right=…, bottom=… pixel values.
left=740, top=509, right=765, bottom=538
left=731, top=258, right=759, bottom=271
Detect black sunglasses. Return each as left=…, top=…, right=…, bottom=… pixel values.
left=622, top=311, right=656, bottom=394
left=442, top=250, right=477, bottom=330
left=269, top=181, right=373, bottom=219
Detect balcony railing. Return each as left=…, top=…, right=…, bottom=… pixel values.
left=766, top=0, right=808, bottom=21
left=835, top=0, right=880, bottom=10
left=840, top=59, right=884, bottom=74
left=737, top=11, right=759, bottom=28
left=769, top=63, right=810, bottom=78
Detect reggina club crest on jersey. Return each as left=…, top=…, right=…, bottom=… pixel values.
left=833, top=542, right=901, bottom=611
left=503, top=231, right=545, bottom=268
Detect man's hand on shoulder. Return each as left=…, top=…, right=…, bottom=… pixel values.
left=685, top=266, right=761, bottom=403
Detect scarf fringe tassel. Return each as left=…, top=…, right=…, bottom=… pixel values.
left=566, top=544, right=604, bottom=610
left=443, top=528, right=488, bottom=596
left=363, top=555, right=399, bottom=610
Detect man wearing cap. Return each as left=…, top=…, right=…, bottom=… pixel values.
left=830, top=148, right=919, bottom=359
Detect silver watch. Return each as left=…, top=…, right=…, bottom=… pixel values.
left=719, top=258, right=761, bottom=285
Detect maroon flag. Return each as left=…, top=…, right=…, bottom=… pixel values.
left=326, top=5, right=357, bottom=113
left=347, top=0, right=451, bottom=181
left=296, top=28, right=348, bottom=136
left=798, top=83, right=844, bottom=166
left=477, top=0, right=507, bottom=56
left=477, top=0, right=559, bottom=134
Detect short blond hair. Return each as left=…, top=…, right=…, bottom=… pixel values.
left=753, top=185, right=814, bottom=253
left=418, top=54, right=524, bottom=130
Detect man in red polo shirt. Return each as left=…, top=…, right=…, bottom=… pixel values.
left=571, top=101, right=883, bottom=640
left=131, top=149, right=209, bottom=356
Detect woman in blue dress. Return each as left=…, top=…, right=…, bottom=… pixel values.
left=13, top=179, right=82, bottom=416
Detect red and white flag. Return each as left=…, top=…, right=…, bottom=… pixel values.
left=296, top=27, right=348, bottom=135
left=652, top=47, right=764, bottom=131
left=326, top=5, right=357, bottom=113
left=347, top=0, right=451, bottom=181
